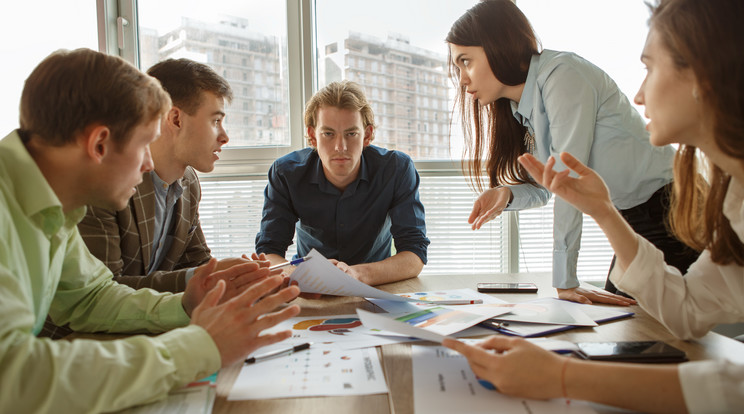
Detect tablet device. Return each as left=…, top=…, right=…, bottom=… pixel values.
left=575, top=341, right=687, bottom=363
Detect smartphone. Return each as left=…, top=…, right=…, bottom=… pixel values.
left=575, top=341, right=687, bottom=363
left=476, top=282, right=538, bottom=293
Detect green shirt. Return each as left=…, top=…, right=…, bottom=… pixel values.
left=0, top=131, right=221, bottom=413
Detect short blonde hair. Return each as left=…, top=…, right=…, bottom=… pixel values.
left=304, top=80, right=375, bottom=144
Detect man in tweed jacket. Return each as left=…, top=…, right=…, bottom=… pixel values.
left=78, top=58, right=252, bottom=293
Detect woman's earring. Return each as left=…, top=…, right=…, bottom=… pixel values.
left=692, top=87, right=699, bottom=102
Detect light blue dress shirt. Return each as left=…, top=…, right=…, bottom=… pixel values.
left=148, top=171, right=197, bottom=283
left=506, top=50, right=675, bottom=289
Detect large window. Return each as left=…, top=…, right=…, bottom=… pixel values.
left=5, top=1, right=651, bottom=283
left=137, top=0, right=294, bottom=165
left=0, top=1, right=98, bottom=133
left=315, top=0, right=478, bottom=161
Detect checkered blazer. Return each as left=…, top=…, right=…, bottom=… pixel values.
left=78, top=167, right=212, bottom=293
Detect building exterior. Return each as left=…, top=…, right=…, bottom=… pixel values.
left=322, top=32, right=452, bottom=160
left=140, top=16, right=289, bottom=148
left=141, top=20, right=451, bottom=159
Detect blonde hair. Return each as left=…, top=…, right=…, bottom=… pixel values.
left=304, top=80, right=375, bottom=144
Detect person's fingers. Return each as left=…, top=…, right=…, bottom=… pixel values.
left=211, top=261, right=262, bottom=283
left=248, top=285, right=302, bottom=316
left=195, top=258, right=219, bottom=280
left=476, top=335, right=520, bottom=352
left=227, top=275, right=287, bottom=308
left=541, top=156, right=557, bottom=187
left=468, top=203, right=482, bottom=225
left=199, top=279, right=226, bottom=310
left=246, top=330, right=294, bottom=354
left=560, top=152, right=593, bottom=177
left=582, top=290, right=636, bottom=306
left=561, top=290, right=593, bottom=305
left=252, top=304, right=301, bottom=332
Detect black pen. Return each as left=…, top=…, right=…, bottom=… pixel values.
left=245, top=342, right=312, bottom=364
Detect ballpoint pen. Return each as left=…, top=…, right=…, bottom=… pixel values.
left=245, top=342, right=312, bottom=364
left=427, top=299, right=483, bottom=305
left=268, top=256, right=311, bottom=271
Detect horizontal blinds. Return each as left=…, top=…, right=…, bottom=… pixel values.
left=417, top=176, right=507, bottom=275
left=518, top=197, right=613, bottom=283
left=198, top=179, right=298, bottom=261
left=199, top=177, right=611, bottom=282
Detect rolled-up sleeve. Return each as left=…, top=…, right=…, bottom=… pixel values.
left=389, top=157, right=430, bottom=264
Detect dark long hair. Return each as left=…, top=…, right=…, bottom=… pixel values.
left=446, top=0, right=540, bottom=191
left=651, top=0, right=744, bottom=265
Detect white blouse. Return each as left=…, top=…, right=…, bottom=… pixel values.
left=611, top=178, right=744, bottom=413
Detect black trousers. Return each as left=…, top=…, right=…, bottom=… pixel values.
left=605, top=183, right=700, bottom=298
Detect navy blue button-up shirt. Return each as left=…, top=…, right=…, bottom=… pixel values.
left=255, top=145, right=429, bottom=265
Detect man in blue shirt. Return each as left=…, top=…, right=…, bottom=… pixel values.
left=255, top=81, right=430, bottom=285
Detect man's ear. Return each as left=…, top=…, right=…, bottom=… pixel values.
left=363, top=125, right=374, bottom=147
left=166, top=106, right=182, bottom=129
left=307, top=126, right=317, bottom=147
left=82, top=124, right=112, bottom=164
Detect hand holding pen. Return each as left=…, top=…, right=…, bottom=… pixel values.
left=268, top=256, right=311, bottom=271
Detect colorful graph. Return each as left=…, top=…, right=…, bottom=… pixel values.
left=292, top=317, right=362, bottom=335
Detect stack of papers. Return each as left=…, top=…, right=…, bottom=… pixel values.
left=227, top=249, right=632, bottom=403
left=480, top=298, right=634, bottom=337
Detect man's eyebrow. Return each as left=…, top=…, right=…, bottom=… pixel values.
left=212, top=110, right=226, bottom=117
left=344, top=126, right=361, bottom=132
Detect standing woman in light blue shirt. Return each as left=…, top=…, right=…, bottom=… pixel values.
left=446, top=0, right=698, bottom=305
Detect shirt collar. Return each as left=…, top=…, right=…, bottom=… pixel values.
left=150, top=170, right=184, bottom=199
left=1, top=131, right=87, bottom=236
left=513, top=53, right=542, bottom=125
left=308, top=148, right=370, bottom=194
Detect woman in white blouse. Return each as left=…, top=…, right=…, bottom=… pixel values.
left=444, top=0, right=744, bottom=412
left=446, top=0, right=698, bottom=306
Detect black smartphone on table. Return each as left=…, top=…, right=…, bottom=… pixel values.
left=476, top=282, right=538, bottom=293
left=575, top=341, right=688, bottom=363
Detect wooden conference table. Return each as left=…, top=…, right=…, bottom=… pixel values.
left=207, top=272, right=744, bottom=414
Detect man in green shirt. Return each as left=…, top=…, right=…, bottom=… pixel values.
left=0, top=48, right=300, bottom=413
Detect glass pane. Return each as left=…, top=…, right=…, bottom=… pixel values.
left=0, top=1, right=97, bottom=133
left=518, top=0, right=650, bottom=116
left=315, top=0, right=478, bottom=161
left=138, top=0, right=290, bottom=148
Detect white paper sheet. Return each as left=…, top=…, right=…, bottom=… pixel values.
left=358, top=301, right=512, bottom=339
left=228, top=346, right=388, bottom=400
left=492, top=297, right=598, bottom=326
left=251, top=314, right=421, bottom=355
left=367, top=288, right=507, bottom=314
left=411, top=345, right=597, bottom=414
left=290, top=249, right=442, bottom=302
